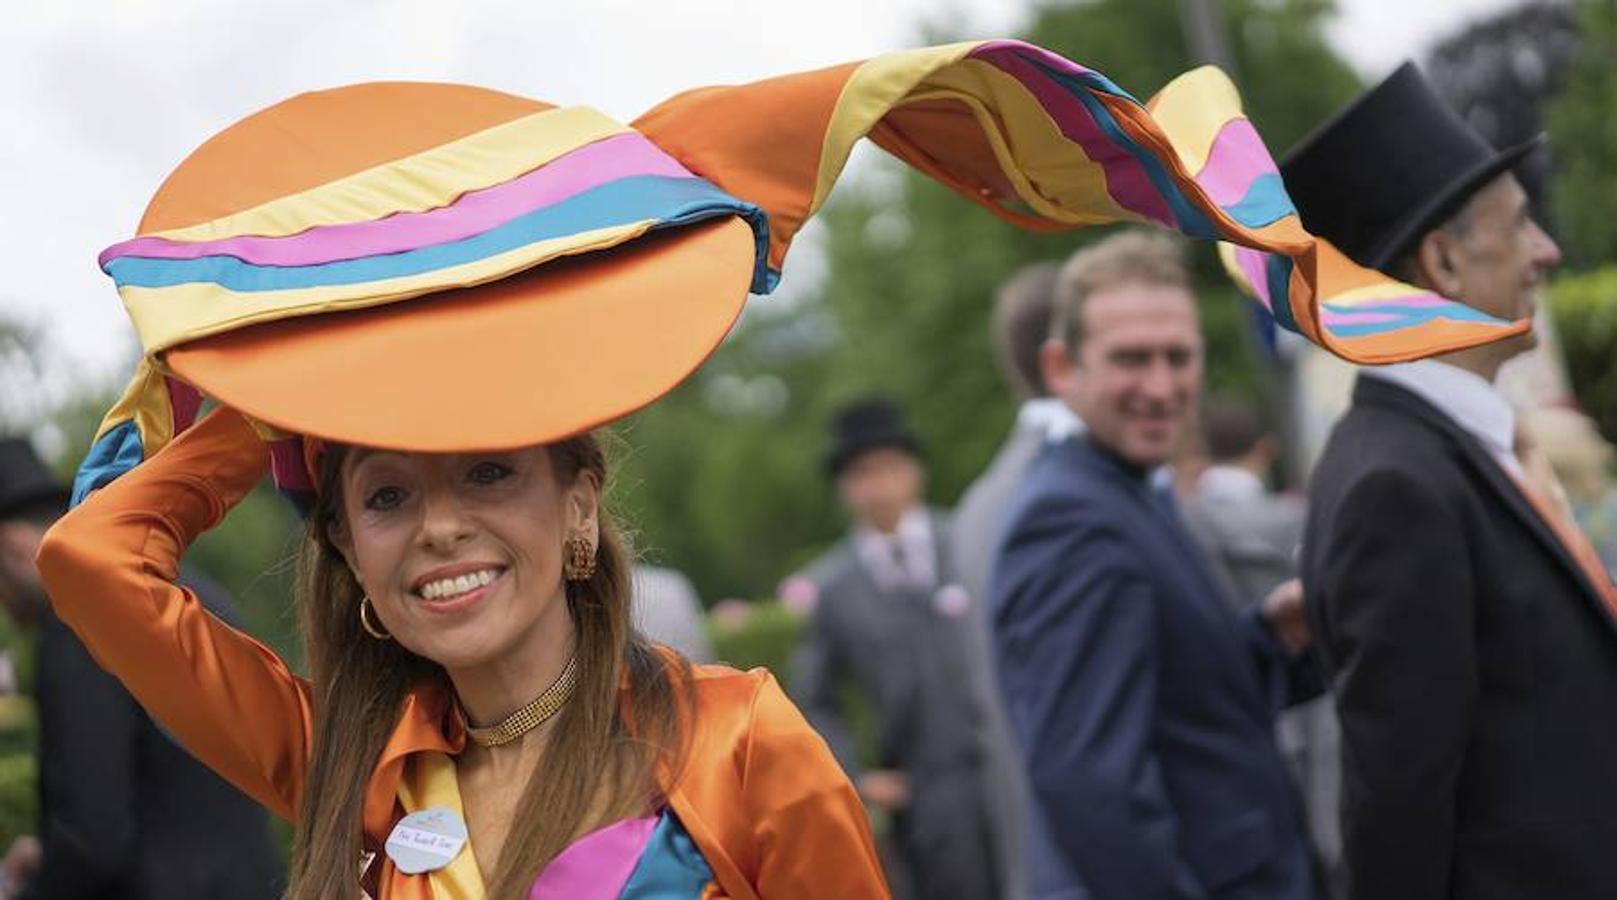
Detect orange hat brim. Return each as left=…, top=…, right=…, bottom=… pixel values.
left=164, top=216, right=754, bottom=451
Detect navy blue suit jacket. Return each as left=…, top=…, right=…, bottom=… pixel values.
left=991, top=436, right=1315, bottom=900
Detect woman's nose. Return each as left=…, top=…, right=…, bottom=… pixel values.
left=417, top=486, right=475, bottom=550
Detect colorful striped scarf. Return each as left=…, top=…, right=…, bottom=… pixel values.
left=80, top=39, right=1526, bottom=504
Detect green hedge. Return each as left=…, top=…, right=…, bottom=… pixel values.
left=706, top=601, right=888, bottom=832
left=1550, top=266, right=1617, bottom=442
left=707, top=602, right=806, bottom=687
left=0, top=622, right=36, bottom=848
left=0, top=746, right=36, bottom=849
left=705, top=599, right=879, bottom=755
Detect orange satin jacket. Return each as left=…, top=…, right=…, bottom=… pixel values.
left=35, top=409, right=890, bottom=899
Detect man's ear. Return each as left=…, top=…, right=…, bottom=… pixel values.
left=1039, top=338, right=1077, bottom=397
left=1412, top=229, right=1464, bottom=299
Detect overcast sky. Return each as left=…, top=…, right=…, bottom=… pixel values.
left=4, top=0, right=1524, bottom=396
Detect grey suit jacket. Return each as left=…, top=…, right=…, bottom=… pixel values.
left=632, top=564, right=715, bottom=663
left=1186, top=469, right=1342, bottom=896
left=793, top=510, right=1003, bottom=897
left=952, top=419, right=1048, bottom=900
left=1184, top=468, right=1306, bottom=609
left=793, top=511, right=984, bottom=776
left=955, top=421, right=1049, bottom=606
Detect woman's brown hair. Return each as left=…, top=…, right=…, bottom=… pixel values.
left=285, top=435, right=690, bottom=900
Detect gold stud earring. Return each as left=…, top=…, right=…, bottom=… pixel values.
left=358, top=596, right=392, bottom=641
left=563, top=534, right=597, bottom=582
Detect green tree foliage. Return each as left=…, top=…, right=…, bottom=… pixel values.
left=1548, top=0, right=1617, bottom=271
left=616, top=0, right=1362, bottom=604
left=612, top=312, right=847, bottom=601
left=1550, top=265, right=1617, bottom=441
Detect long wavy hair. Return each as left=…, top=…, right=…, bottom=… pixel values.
left=285, top=435, right=690, bottom=900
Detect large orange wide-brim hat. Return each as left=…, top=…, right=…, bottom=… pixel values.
left=76, top=40, right=1529, bottom=505
left=141, top=86, right=761, bottom=455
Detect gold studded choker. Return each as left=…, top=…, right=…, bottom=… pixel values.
left=463, top=654, right=580, bottom=748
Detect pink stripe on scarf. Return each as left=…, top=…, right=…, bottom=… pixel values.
left=528, top=815, right=658, bottom=900
left=1193, top=118, right=1275, bottom=207
left=1234, top=246, right=1274, bottom=311
left=100, top=134, right=693, bottom=268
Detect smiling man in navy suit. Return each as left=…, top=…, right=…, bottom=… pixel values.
left=990, top=230, right=1317, bottom=900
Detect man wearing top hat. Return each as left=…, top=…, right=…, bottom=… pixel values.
left=1284, top=63, right=1617, bottom=899
left=0, top=437, right=285, bottom=899
left=791, top=397, right=1003, bottom=900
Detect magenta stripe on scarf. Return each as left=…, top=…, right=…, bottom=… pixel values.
left=1234, top=246, right=1275, bottom=311
left=165, top=377, right=203, bottom=432
left=969, top=41, right=1175, bottom=226
left=1320, top=309, right=1403, bottom=326
left=269, top=439, right=315, bottom=493
left=1192, top=118, right=1275, bottom=207
left=99, top=133, right=694, bottom=269
left=528, top=815, right=657, bottom=900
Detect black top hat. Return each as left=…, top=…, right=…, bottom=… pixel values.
left=0, top=437, right=69, bottom=521
left=826, top=398, right=923, bottom=477
left=1281, top=62, right=1541, bottom=273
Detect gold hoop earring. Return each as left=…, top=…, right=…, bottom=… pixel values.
left=358, top=596, right=392, bottom=641
left=563, top=534, right=597, bottom=582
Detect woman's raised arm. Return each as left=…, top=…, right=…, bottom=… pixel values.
left=35, top=407, right=313, bottom=821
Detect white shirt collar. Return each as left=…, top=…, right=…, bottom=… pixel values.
left=854, top=507, right=937, bottom=593
left=1365, top=359, right=1518, bottom=472
left=1197, top=464, right=1266, bottom=502
left=1017, top=397, right=1086, bottom=444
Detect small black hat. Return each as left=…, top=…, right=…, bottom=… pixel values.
left=0, top=437, right=69, bottom=521
left=826, top=398, right=922, bottom=477
left=1281, top=61, right=1540, bottom=273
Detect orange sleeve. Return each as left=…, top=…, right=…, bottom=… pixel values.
left=742, top=674, right=891, bottom=899
left=34, top=407, right=313, bottom=822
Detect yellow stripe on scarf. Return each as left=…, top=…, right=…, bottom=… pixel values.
left=914, top=59, right=1133, bottom=223
left=146, top=106, right=629, bottom=243
left=91, top=359, right=175, bottom=449
left=1146, top=67, right=1244, bottom=178
left=396, top=751, right=486, bottom=900
left=813, top=44, right=1139, bottom=230
left=810, top=42, right=980, bottom=213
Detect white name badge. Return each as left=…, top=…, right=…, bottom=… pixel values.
left=385, top=806, right=469, bottom=875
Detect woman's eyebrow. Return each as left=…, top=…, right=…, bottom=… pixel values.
left=347, top=447, right=407, bottom=470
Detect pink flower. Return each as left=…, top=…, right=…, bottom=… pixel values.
left=777, top=575, right=820, bottom=617
left=709, top=599, right=755, bottom=631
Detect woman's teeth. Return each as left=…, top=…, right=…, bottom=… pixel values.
left=419, top=569, right=498, bottom=600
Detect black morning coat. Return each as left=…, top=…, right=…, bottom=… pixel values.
left=1304, top=376, right=1617, bottom=900
left=22, top=568, right=285, bottom=899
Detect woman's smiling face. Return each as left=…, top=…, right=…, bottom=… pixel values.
left=332, top=445, right=597, bottom=672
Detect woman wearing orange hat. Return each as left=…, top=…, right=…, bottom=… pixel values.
left=32, top=39, right=1517, bottom=900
